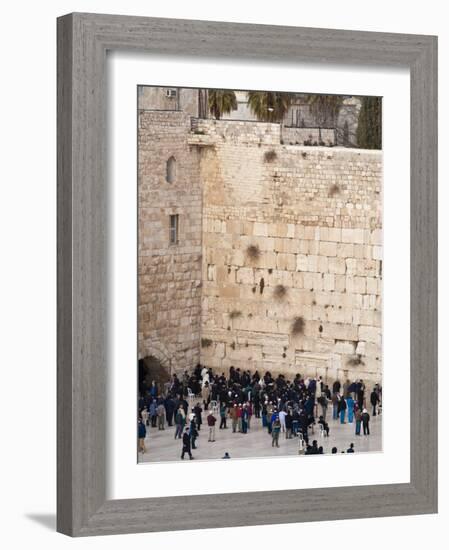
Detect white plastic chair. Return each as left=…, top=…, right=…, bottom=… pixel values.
left=209, top=400, right=219, bottom=414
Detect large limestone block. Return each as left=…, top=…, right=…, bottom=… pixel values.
left=319, top=241, right=338, bottom=257
left=273, top=223, right=289, bottom=238
left=312, top=272, right=324, bottom=291
left=366, top=277, right=378, bottom=295
left=256, top=252, right=276, bottom=269
left=258, top=237, right=275, bottom=252
left=370, top=229, right=382, bottom=246
left=304, top=226, right=318, bottom=240
left=323, top=273, right=335, bottom=291
left=276, top=252, right=296, bottom=271
left=358, top=325, right=381, bottom=345
left=230, top=248, right=245, bottom=267
left=326, top=307, right=347, bottom=324
left=276, top=238, right=300, bottom=254
left=287, top=224, right=296, bottom=238
left=307, top=240, right=320, bottom=255
left=353, top=276, right=367, bottom=294
left=236, top=267, right=255, bottom=285
left=219, top=284, right=240, bottom=299
left=296, top=254, right=308, bottom=272
left=327, top=227, right=342, bottom=242
left=345, top=258, right=358, bottom=275
left=353, top=244, right=371, bottom=260
left=254, top=222, right=269, bottom=237
left=372, top=246, right=383, bottom=260
left=342, top=228, right=365, bottom=244
left=307, top=255, right=319, bottom=272
left=328, top=257, right=346, bottom=275
left=337, top=243, right=354, bottom=258
left=317, top=255, right=329, bottom=273
left=335, top=275, right=346, bottom=293
left=226, top=220, right=242, bottom=235
left=298, top=240, right=309, bottom=254
left=303, top=272, right=314, bottom=290
left=270, top=269, right=293, bottom=287
left=292, top=271, right=304, bottom=289
left=327, top=322, right=359, bottom=341
left=334, top=339, right=357, bottom=354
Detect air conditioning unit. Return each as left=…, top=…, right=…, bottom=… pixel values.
left=166, top=89, right=177, bottom=98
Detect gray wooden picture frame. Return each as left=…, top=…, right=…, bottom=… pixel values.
left=57, top=12, right=438, bottom=537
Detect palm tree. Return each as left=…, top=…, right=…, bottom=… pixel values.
left=247, top=91, right=295, bottom=123
left=208, top=90, right=237, bottom=120
left=306, top=94, right=343, bottom=142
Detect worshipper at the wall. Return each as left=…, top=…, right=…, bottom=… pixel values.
left=362, top=408, right=371, bottom=435
left=355, top=408, right=362, bottom=436
left=181, top=427, right=194, bottom=460
left=207, top=410, right=217, bottom=442
left=138, top=362, right=380, bottom=460
left=138, top=418, right=146, bottom=454
left=271, top=418, right=281, bottom=448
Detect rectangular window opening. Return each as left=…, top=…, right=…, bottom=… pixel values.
left=169, top=214, right=179, bottom=245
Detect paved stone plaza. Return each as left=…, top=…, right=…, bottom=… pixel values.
left=139, top=410, right=381, bottom=463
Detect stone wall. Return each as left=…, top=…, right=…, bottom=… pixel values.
left=138, top=113, right=383, bottom=385
left=195, top=119, right=382, bottom=384
left=138, top=110, right=202, bottom=371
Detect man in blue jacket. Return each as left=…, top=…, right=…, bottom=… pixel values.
left=138, top=418, right=146, bottom=454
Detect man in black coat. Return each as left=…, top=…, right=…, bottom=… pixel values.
left=181, top=428, right=194, bottom=459
left=164, top=395, right=175, bottom=426
left=361, top=409, right=370, bottom=435
left=332, top=380, right=341, bottom=395
left=370, top=389, right=379, bottom=416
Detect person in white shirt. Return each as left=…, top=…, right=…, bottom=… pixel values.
left=278, top=409, right=287, bottom=433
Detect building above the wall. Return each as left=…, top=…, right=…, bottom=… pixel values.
left=138, top=86, right=364, bottom=147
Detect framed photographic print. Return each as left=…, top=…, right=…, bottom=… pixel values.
left=57, top=13, right=437, bottom=536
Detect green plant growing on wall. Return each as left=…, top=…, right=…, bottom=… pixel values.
left=328, top=183, right=340, bottom=197
left=264, top=149, right=278, bottom=163
left=229, top=310, right=242, bottom=320
left=346, top=354, right=365, bottom=367
left=246, top=244, right=261, bottom=261
left=273, top=284, right=287, bottom=300
left=291, top=316, right=306, bottom=336
left=201, top=338, right=213, bottom=348
left=356, top=96, right=382, bottom=149
left=208, top=89, right=237, bottom=120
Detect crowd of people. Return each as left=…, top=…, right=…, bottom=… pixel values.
left=138, top=364, right=382, bottom=460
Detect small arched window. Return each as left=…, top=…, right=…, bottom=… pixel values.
left=166, top=156, right=176, bottom=183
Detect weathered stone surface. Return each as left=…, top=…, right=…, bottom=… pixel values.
left=139, top=114, right=383, bottom=383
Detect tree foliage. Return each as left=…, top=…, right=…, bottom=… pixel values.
left=247, top=91, right=295, bottom=123
left=356, top=96, right=382, bottom=149
left=306, top=94, right=343, bottom=128
left=208, top=89, right=237, bottom=120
